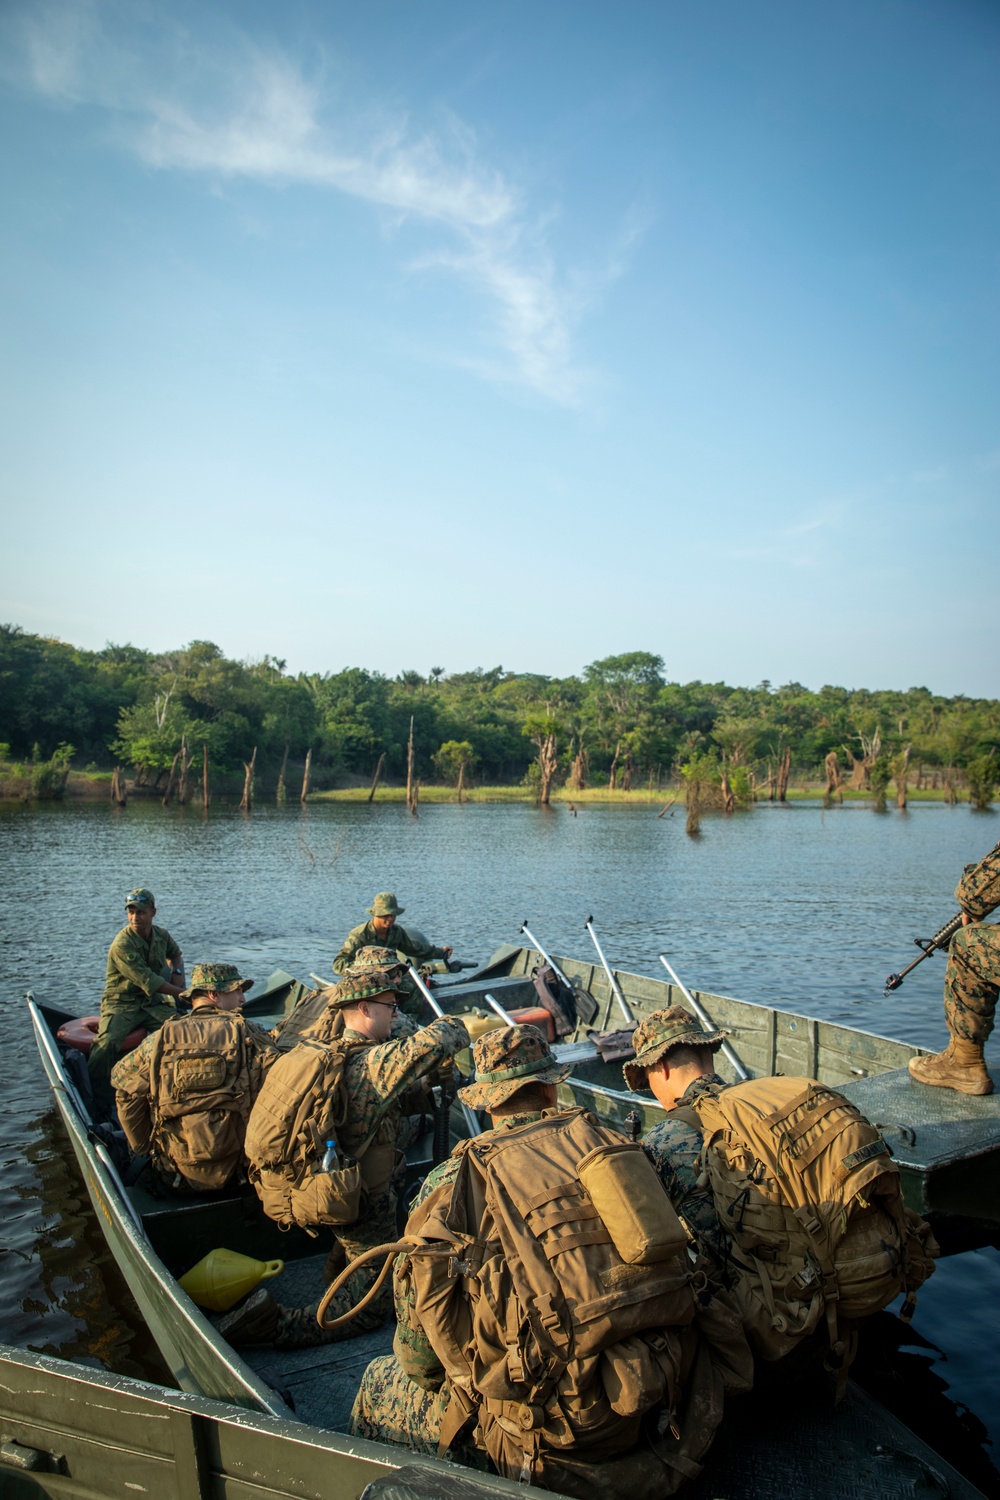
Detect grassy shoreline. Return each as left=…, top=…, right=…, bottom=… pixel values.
left=312, top=783, right=988, bottom=806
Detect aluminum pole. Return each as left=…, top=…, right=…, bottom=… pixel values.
left=484, top=993, right=516, bottom=1024
left=519, top=921, right=574, bottom=991
left=584, top=917, right=635, bottom=1026
left=406, top=963, right=482, bottom=1136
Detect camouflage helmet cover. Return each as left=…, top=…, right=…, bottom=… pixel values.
left=125, top=887, right=155, bottom=910
left=181, top=962, right=255, bottom=1001
left=367, top=892, right=405, bottom=917
left=327, top=971, right=403, bottom=1010
left=458, top=1024, right=570, bottom=1110
left=622, top=1005, right=723, bottom=1091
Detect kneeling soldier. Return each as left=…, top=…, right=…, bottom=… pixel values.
left=219, top=972, right=468, bottom=1348
left=112, top=962, right=277, bottom=1193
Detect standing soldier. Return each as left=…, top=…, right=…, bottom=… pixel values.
left=111, top=963, right=277, bottom=1192
left=908, top=842, right=999, bottom=1095
left=333, top=892, right=453, bottom=1018
left=88, top=888, right=186, bottom=1116
left=220, top=971, right=468, bottom=1348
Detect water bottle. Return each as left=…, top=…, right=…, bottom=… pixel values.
left=321, top=1138, right=340, bottom=1172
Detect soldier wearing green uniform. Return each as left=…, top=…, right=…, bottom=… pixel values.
left=88, top=888, right=186, bottom=1115
left=218, top=972, right=469, bottom=1349
left=623, top=1007, right=731, bottom=1273
left=333, top=892, right=452, bottom=1018
left=909, top=843, right=1000, bottom=1095
left=350, top=1024, right=570, bottom=1459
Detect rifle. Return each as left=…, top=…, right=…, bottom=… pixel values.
left=883, top=912, right=965, bottom=997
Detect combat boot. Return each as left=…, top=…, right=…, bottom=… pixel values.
left=217, top=1287, right=281, bottom=1346
left=908, top=1037, right=993, bottom=1095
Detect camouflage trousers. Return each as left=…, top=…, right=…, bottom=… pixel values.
left=88, top=995, right=176, bottom=1116
left=274, top=1191, right=400, bottom=1348
left=944, top=923, right=1000, bottom=1043
left=350, top=1356, right=489, bottom=1469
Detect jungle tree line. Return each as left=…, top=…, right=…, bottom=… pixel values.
left=1, top=625, right=998, bottom=805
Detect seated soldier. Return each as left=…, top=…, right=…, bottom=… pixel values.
left=218, top=972, right=468, bottom=1348
left=88, top=887, right=186, bottom=1117
left=333, top=892, right=453, bottom=1020
left=112, top=963, right=277, bottom=1193
left=623, top=1007, right=731, bottom=1270
left=303, top=948, right=421, bottom=1044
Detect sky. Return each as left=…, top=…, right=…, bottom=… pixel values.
left=1, top=0, right=997, bottom=695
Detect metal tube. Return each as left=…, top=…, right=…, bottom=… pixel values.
left=484, top=993, right=515, bottom=1025
left=519, top=922, right=574, bottom=991
left=584, top=917, right=635, bottom=1025
left=657, top=954, right=749, bottom=1081
left=406, top=964, right=482, bottom=1137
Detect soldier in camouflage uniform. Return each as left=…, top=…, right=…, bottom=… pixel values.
left=350, top=1024, right=570, bottom=1459
left=624, top=1007, right=732, bottom=1272
left=88, top=889, right=186, bottom=1116
left=299, top=947, right=421, bottom=1045
left=111, top=962, right=277, bottom=1191
left=218, top=973, right=468, bottom=1349
left=909, top=843, right=999, bottom=1095
left=333, top=892, right=453, bottom=1020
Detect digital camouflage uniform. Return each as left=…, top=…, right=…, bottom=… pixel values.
left=111, top=963, right=277, bottom=1191
left=333, top=894, right=449, bottom=1020
left=625, top=1008, right=732, bottom=1275
left=909, top=844, right=999, bottom=1093
left=226, top=999, right=470, bottom=1349
left=88, top=889, right=182, bottom=1106
left=350, top=1024, right=570, bottom=1456
left=943, top=845, right=1000, bottom=1043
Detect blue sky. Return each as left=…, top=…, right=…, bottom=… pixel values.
left=1, top=0, right=997, bottom=693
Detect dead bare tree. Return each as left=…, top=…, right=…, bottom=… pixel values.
left=240, top=746, right=257, bottom=812
left=607, top=740, right=622, bottom=791
left=720, top=756, right=735, bottom=815
left=111, top=767, right=127, bottom=806
left=367, top=752, right=386, bottom=804
left=300, top=748, right=312, bottom=803
left=567, top=735, right=589, bottom=792
left=824, top=751, right=842, bottom=797
left=202, top=744, right=210, bottom=810
left=845, top=727, right=881, bottom=790
left=406, top=717, right=416, bottom=811
left=178, top=736, right=193, bottom=805
left=161, top=749, right=181, bottom=806
left=776, top=745, right=792, bottom=802
left=893, top=745, right=911, bottom=809
left=276, top=740, right=290, bottom=802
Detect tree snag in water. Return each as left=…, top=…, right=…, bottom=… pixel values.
left=368, top=751, right=386, bottom=804
left=300, top=748, right=312, bottom=802
left=240, top=746, right=257, bottom=812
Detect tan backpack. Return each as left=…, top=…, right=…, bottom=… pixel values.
left=244, top=1037, right=390, bottom=1232
left=147, top=1012, right=259, bottom=1192
left=400, top=1107, right=752, bottom=1499
left=676, top=1078, right=937, bottom=1369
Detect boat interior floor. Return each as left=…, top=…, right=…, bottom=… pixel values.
left=227, top=1250, right=985, bottom=1498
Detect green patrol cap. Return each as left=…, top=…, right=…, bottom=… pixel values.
left=346, top=945, right=407, bottom=975
left=125, top=887, right=155, bottom=910
left=328, top=972, right=403, bottom=1009
left=458, top=1024, right=569, bottom=1110
left=180, top=962, right=255, bottom=1001
left=367, top=892, right=404, bottom=917
left=623, top=1005, right=723, bottom=1091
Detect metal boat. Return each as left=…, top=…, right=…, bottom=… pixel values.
left=23, top=944, right=1000, bottom=1499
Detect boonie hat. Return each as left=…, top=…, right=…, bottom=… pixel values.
left=181, top=962, right=255, bottom=1001
left=125, top=887, right=155, bottom=910
left=367, top=892, right=404, bottom=917
left=458, top=1024, right=570, bottom=1110
left=623, top=1005, right=724, bottom=1091
left=327, top=973, right=403, bottom=1010
left=347, top=945, right=407, bottom=974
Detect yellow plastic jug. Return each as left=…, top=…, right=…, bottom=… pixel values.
left=178, top=1249, right=284, bottom=1312
left=456, top=1010, right=506, bottom=1075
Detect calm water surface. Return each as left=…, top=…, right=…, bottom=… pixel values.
left=1, top=799, right=998, bottom=1486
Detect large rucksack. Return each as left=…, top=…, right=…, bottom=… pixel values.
left=400, top=1107, right=752, bottom=1499
left=244, top=1037, right=396, bottom=1231
left=675, top=1078, right=937, bottom=1368
left=147, top=1012, right=259, bottom=1192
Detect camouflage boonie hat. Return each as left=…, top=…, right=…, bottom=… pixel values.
left=346, top=945, right=407, bottom=975
left=181, top=962, right=255, bottom=1001
left=623, top=1005, right=724, bottom=1091
left=125, top=887, right=155, bottom=910
left=367, top=892, right=404, bottom=917
left=458, top=1024, right=570, bottom=1110
left=328, top=972, right=403, bottom=1009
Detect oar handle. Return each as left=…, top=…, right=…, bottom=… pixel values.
left=584, top=917, right=635, bottom=1025
left=519, top=921, right=573, bottom=992
left=484, top=993, right=515, bottom=1024
left=658, top=954, right=748, bottom=1081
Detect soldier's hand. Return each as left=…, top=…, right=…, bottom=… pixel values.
left=442, top=945, right=453, bottom=958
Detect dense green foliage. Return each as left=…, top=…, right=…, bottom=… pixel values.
left=2, top=625, right=999, bottom=794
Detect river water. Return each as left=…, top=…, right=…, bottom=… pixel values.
left=1, top=798, right=998, bottom=1489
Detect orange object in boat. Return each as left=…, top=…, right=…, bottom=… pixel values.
left=509, top=1006, right=556, bottom=1043
left=57, top=1016, right=147, bottom=1055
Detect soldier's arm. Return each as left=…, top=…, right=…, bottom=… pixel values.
left=164, top=934, right=185, bottom=990
left=395, top=930, right=451, bottom=964
left=111, top=1041, right=155, bottom=1155
left=955, top=846, right=1000, bottom=923
left=362, top=1017, right=470, bottom=1107
left=332, top=925, right=366, bottom=976
left=643, top=1119, right=729, bottom=1263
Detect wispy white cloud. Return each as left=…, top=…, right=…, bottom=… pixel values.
left=4, top=2, right=632, bottom=404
